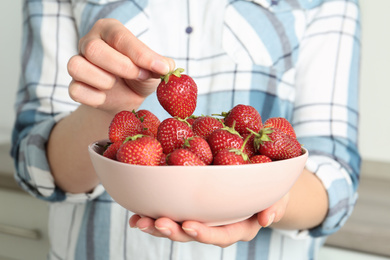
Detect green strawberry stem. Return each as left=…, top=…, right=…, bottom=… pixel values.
left=177, top=117, right=192, bottom=127
left=161, top=68, right=185, bottom=83
left=184, top=115, right=198, bottom=124
left=241, top=133, right=253, bottom=152
left=247, top=127, right=274, bottom=150
left=124, top=134, right=144, bottom=143
left=228, top=148, right=249, bottom=161
left=227, top=148, right=249, bottom=161
left=183, top=136, right=194, bottom=148
left=221, top=121, right=241, bottom=137
left=227, top=131, right=253, bottom=162
left=132, top=109, right=145, bottom=122
left=211, top=111, right=230, bottom=120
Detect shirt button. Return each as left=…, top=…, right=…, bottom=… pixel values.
left=185, top=26, right=193, bottom=34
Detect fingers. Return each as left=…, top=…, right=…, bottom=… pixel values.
left=68, top=55, right=116, bottom=91
left=68, top=80, right=106, bottom=108
left=68, top=19, right=175, bottom=111
left=129, top=215, right=262, bottom=248
left=67, top=54, right=117, bottom=107
left=182, top=215, right=261, bottom=247
left=130, top=216, right=194, bottom=241
left=257, top=193, right=290, bottom=227
left=79, top=19, right=175, bottom=79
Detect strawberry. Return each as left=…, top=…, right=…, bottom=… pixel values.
left=264, top=117, right=296, bottom=138
left=213, top=133, right=252, bottom=165
left=185, top=115, right=198, bottom=126
left=213, top=148, right=249, bottom=165
left=135, top=109, right=160, bottom=138
left=251, top=128, right=302, bottom=160
left=159, top=153, right=168, bottom=166
left=219, top=104, right=262, bottom=136
left=250, top=154, right=272, bottom=164
left=207, top=125, right=243, bottom=157
left=192, top=116, right=224, bottom=139
left=108, top=110, right=142, bottom=142
left=157, top=68, right=197, bottom=119
left=157, top=117, right=194, bottom=154
left=166, top=149, right=206, bottom=166
left=242, top=133, right=256, bottom=158
left=102, top=141, right=122, bottom=160
left=116, top=135, right=163, bottom=166
left=183, top=136, right=213, bottom=165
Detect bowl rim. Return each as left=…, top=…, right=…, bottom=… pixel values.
left=88, top=139, right=308, bottom=169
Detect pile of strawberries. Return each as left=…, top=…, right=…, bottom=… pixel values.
left=102, top=68, right=302, bottom=166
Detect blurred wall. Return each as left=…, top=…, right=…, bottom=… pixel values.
left=358, top=0, right=390, bottom=162
left=0, top=2, right=22, bottom=142
left=0, top=1, right=389, bottom=163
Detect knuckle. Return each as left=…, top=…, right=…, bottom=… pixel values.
left=93, top=18, right=106, bottom=28
left=82, top=38, right=103, bottom=61
left=95, top=18, right=118, bottom=28
left=92, top=18, right=118, bottom=34
left=131, top=48, right=150, bottom=66
left=121, top=60, right=138, bottom=78
left=107, top=28, right=128, bottom=50
left=101, top=74, right=117, bottom=90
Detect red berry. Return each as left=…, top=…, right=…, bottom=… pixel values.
left=223, top=104, right=262, bottom=135
left=242, top=133, right=256, bottom=158
left=264, top=117, right=296, bottom=138
left=102, top=141, right=122, bottom=160
left=135, top=109, right=160, bottom=138
left=159, top=153, right=168, bottom=166
left=255, top=128, right=302, bottom=160
left=157, top=117, right=194, bottom=154
left=166, top=149, right=205, bottom=166
left=207, top=126, right=243, bottom=157
left=157, top=68, right=197, bottom=119
left=213, top=148, right=249, bottom=165
left=116, top=135, right=163, bottom=166
left=185, top=115, right=198, bottom=126
left=108, top=110, right=142, bottom=142
left=250, top=155, right=272, bottom=164
left=183, top=136, right=213, bottom=165
left=192, top=116, right=224, bottom=139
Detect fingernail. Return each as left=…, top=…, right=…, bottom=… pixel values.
left=155, top=226, right=171, bottom=236
left=151, top=59, right=170, bottom=75
left=139, top=227, right=153, bottom=234
left=182, top=227, right=198, bottom=237
left=265, top=213, right=275, bottom=227
left=137, top=68, right=151, bottom=80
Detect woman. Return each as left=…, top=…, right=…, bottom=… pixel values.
left=12, top=0, right=361, bottom=259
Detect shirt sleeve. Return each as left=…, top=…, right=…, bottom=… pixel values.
left=293, top=0, right=361, bottom=236
left=11, top=0, right=105, bottom=203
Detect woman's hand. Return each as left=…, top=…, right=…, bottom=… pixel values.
left=129, top=193, right=290, bottom=248
left=129, top=215, right=261, bottom=248
left=67, top=18, right=175, bottom=114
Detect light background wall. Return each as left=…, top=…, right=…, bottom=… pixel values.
left=0, top=1, right=389, bottom=163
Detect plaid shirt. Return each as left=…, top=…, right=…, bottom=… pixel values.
left=12, top=0, right=361, bottom=259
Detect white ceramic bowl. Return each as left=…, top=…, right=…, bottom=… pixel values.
left=88, top=140, right=308, bottom=226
